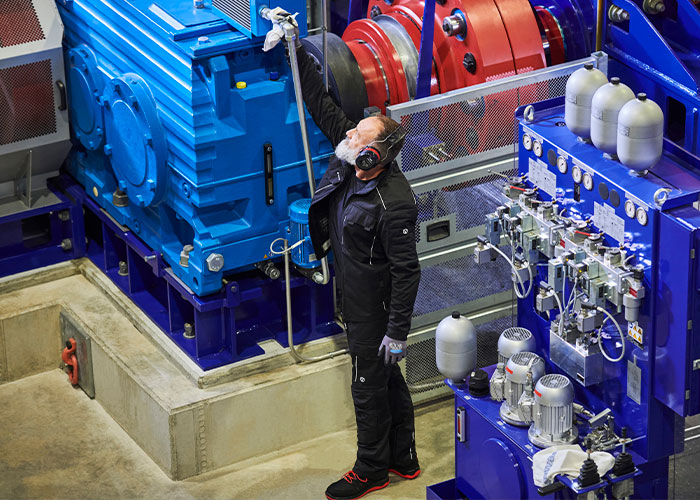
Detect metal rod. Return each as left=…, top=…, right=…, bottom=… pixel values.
left=284, top=239, right=348, bottom=363
left=596, top=0, right=604, bottom=51
left=322, top=0, right=329, bottom=91
left=285, top=23, right=330, bottom=284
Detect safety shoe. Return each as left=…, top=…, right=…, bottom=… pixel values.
left=325, top=470, right=389, bottom=500
left=388, top=461, right=421, bottom=479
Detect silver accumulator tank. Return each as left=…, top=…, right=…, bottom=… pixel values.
left=617, top=93, right=664, bottom=172
left=590, top=77, right=635, bottom=155
left=528, top=374, right=578, bottom=448
left=565, top=63, right=608, bottom=140
left=435, top=311, right=477, bottom=382
left=490, top=327, right=536, bottom=401
left=500, top=351, right=545, bottom=426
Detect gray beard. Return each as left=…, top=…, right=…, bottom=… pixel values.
left=334, top=137, right=362, bottom=165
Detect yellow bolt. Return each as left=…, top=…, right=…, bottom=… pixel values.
left=236, top=81, right=247, bottom=89
left=93, top=186, right=98, bottom=197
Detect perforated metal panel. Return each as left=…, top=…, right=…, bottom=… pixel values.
left=0, top=60, right=56, bottom=146
left=0, top=0, right=45, bottom=48
left=414, top=168, right=516, bottom=248
left=413, top=252, right=511, bottom=319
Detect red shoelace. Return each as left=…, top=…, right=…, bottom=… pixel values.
left=343, top=470, right=368, bottom=483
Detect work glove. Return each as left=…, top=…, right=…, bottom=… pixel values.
left=262, top=7, right=300, bottom=52
left=378, top=335, right=407, bottom=365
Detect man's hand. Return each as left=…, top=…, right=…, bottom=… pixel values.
left=378, top=335, right=407, bottom=365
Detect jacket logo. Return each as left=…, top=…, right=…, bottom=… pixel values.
left=402, top=228, right=408, bottom=234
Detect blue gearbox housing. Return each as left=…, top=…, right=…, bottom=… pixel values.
left=59, top=0, right=332, bottom=296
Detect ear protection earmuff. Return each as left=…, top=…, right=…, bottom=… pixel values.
left=355, top=125, right=407, bottom=171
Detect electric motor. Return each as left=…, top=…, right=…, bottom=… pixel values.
left=528, top=374, right=578, bottom=448
left=500, top=351, right=545, bottom=426
left=435, top=311, right=477, bottom=382
left=590, top=77, right=635, bottom=155
left=497, top=327, right=536, bottom=365
left=565, top=63, right=608, bottom=140
left=617, top=93, right=664, bottom=172
left=288, top=199, right=317, bottom=269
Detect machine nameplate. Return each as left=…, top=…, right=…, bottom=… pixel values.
left=594, top=202, right=625, bottom=243
left=627, top=361, right=642, bottom=404
left=529, top=158, right=557, bottom=197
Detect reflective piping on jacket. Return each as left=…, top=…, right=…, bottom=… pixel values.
left=369, top=234, right=376, bottom=264
left=376, top=187, right=387, bottom=209
left=354, top=356, right=358, bottom=382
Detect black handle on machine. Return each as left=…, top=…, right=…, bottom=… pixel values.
left=264, top=143, right=274, bottom=205
left=56, top=81, right=67, bottom=111
left=426, top=220, right=450, bottom=242
left=537, top=480, right=566, bottom=496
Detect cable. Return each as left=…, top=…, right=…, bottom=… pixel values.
left=490, top=244, right=533, bottom=299
left=551, top=287, right=565, bottom=338
left=595, top=307, right=626, bottom=363
left=269, top=237, right=305, bottom=256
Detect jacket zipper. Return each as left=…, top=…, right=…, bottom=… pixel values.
left=369, top=235, right=376, bottom=264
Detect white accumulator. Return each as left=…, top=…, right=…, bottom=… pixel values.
left=617, top=93, right=664, bottom=172
left=590, top=77, right=635, bottom=155
left=435, top=311, right=477, bottom=382
left=565, top=63, right=608, bottom=140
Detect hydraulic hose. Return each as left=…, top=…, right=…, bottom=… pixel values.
left=283, top=239, right=348, bottom=363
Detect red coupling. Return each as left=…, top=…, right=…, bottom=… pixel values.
left=61, top=338, right=79, bottom=385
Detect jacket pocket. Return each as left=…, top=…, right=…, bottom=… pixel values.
left=342, top=205, right=378, bottom=262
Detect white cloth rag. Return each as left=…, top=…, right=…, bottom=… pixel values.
left=262, top=7, right=299, bottom=52
left=532, top=444, right=615, bottom=487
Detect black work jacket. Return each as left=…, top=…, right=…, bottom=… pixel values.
left=297, top=46, right=421, bottom=341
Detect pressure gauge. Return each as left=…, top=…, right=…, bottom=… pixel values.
left=533, top=140, right=543, bottom=158
left=583, top=172, right=594, bottom=191
left=625, top=200, right=636, bottom=218
left=523, top=134, right=533, bottom=151
left=557, top=155, right=568, bottom=174
left=572, top=165, right=582, bottom=184
left=636, top=207, right=648, bottom=226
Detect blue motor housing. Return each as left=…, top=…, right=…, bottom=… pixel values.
left=58, top=0, right=331, bottom=296
left=288, top=198, right=316, bottom=269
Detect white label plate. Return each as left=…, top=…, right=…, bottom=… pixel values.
left=594, top=202, right=625, bottom=243
left=528, top=158, right=557, bottom=197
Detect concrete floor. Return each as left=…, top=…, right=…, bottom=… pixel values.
left=0, top=370, right=454, bottom=500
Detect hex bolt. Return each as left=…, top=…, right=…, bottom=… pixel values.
left=312, top=272, right=324, bottom=284
left=183, top=323, right=195, bottom=339
left=57, top=210, right=70, bottom=222
left=608, top=5, right=630, bottom=22
left=206, top=253, right=225, bottom=272
left=113, top=187, right=130, bottom=208
left=463, top=53, right=477, bottom=74
left=442, top=14, right=467, bottom=37
left=370, top=5, right=382, bottom=17
left=61, top=239, right=73, bottom=251
left=644, top=0, right=665, bottom=13
left=118, top=261, right=128, bottom=276
left=198, top=36, right=210, bottom=44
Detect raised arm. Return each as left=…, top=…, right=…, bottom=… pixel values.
left=296, top=46, right=357, bottom=148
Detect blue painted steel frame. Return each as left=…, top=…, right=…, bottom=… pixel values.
left=0, top=177, right=85, bottom=278
left=61, top=176, right=339, bottom=370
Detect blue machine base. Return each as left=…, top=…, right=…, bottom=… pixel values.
left=443, top=375, right=670, bottom=500
left=59, top=175, right=340, bottom=371
left=426, top=478, right=464, bottom=500
left=0, top=178, right=85, bottom=278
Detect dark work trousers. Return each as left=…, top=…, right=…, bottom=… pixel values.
left=346, top=320, right=417, bottom=480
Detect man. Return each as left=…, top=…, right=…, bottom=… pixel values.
left=295, top=37, right=422, bottom=500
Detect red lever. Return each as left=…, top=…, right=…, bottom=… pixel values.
left=61, top=338, right=79, bottom=385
